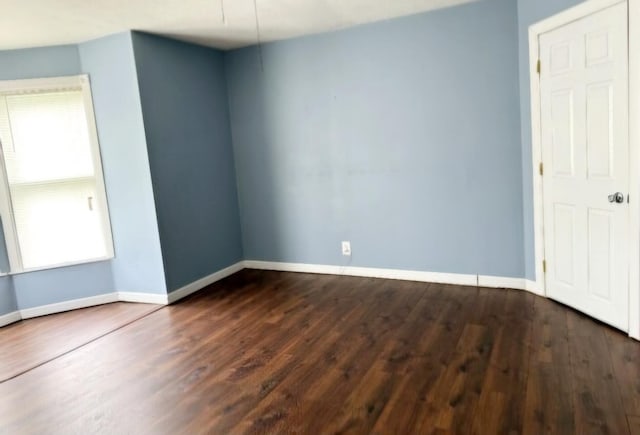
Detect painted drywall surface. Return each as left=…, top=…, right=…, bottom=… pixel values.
left=79, top=32, right=167, bottom=295
left=131, top=32, right=243, bottom=292
left=13, top=262, right=115, bottom=309
left=517, top=0, right=585, bottom=279
left=0, top=45, right=81, bottom=80
left=226, top=0, right=524, bottom=278
left=0, top=276, right=17, bottom=315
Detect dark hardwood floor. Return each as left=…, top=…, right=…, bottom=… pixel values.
left=0, top=269, right=638, bottom=434
left=0, top=302, right=160, bottom=382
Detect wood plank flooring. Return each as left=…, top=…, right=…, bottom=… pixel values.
left=0, top=269, right=638, bottom=434
left=0, top=302, right=160, bottom=382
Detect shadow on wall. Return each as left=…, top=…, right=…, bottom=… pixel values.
left=248, top=52, right=288, bottom=262
left=227, top=0, right=524, bottom=278
left=518, top=0, right=587, bottom=279
left=0, top=224, right=9, bottom=274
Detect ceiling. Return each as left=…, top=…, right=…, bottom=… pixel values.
left=0, top=0, right=476, bottom=51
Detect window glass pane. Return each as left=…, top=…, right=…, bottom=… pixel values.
left=10, top=180, right=108, bottom=270
left=3, top=91, right=94, bottom=184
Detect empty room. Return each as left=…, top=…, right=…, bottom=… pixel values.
left=0, top=0, right=639, bottom=433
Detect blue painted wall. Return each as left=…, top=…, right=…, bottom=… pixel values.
left=0, top=276, right=16, bottom=315
left=79, top=32, right=167, bottom=295
left=226, top=0, right=524, bottom=278
left=517, top=0, right=585, bottom=279
left=13, top=263, right=115, bottom=308
left=0, top=45, right=81, bottom=80
left=131, top=32, right=243, bottom=292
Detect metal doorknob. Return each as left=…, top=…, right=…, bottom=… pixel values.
left=608, top=192, right=624, bottom=203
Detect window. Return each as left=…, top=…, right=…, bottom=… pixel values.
left=0, top=75, right=113, bottom=273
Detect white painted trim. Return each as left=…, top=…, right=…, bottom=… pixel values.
left=0, top=262, right=247, bottom=328
left=118, top=292, right=168, bottom=305
left=525, top=280, right=545, bottom=297
left=2, top=291, right=169, bottom=328
left=12, top=257, right=113, bottom=276
left=244, top=261, right=541, bottom=296
left=0, top=123, right=23, bottom=272
left=82, top=74, right=115, bottom=262
left=477, top=275, right=526, bottom=291
left=528, top=24, right=546, bottom=299
left=0, top=310, right=21, bottom=328
left=529, top=0, right=640, bottom=340
left=0, top=75, right=85, bottom=94
left=19, top=292, right=119, bottom=319
left=529, top=0, right=626, bottom=35
left=629, top=0, right=640, bottom=340
left=167, top=261, right=245, bottom=304
left=244, top=260, right=478, bottom=286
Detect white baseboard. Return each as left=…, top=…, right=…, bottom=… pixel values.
left=19, top=292, right=167, bottom=322
left=118, top=292, right=168, bottom=305
left=476, top=276, right=547, bottom=297
left=167, top=261, right=245, bottom=304
left=0, top=310, right=21, bottom=328
left=524, top=279, right=545, bottom=296
left=243, top=261, right=537, bottom=294
left=243, top=260, right=480, bottom=286
left=0, top=263, right=545, bottom=325
left=477, top=275, right=526, bottom=290
left=20, top=293, right=119, bottom=320
left=0, top=262, right=246, bottom=327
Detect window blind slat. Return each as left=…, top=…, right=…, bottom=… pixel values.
left=4, top=91, right=95, bottom=184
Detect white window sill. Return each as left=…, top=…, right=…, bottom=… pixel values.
left=1, top=256, right=114, bottom=277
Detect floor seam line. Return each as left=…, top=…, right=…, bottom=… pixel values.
left=0, top=304, right=166, bottom=384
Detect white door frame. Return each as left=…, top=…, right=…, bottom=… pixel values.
left=529, top=0, right=640, bottom=340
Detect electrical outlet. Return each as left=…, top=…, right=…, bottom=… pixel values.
left=342, top=241, right=351, bottom=256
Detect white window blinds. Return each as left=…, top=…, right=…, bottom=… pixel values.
left=2, top=91, right=94, bottom=183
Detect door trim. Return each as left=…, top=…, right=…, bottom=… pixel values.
left=528, top=0, right=640, bottom=339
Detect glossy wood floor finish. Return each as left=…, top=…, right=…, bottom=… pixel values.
left=0, top=270, right=638, bottom=434
left=0, top=302, right=160, bottom=382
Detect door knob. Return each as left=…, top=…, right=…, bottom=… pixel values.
left=608, top=192, right=624, bottom=203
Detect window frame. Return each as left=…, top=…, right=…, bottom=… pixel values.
left=0, top=74, right=114, bottom=274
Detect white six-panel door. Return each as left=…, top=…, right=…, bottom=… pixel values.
left=539, top=1, right=629, bottom=331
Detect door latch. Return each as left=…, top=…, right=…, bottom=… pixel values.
left=608, top=192, right=624, bottom=204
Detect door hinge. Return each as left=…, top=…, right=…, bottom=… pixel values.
left=539, top=162, right=544, bottom=176
left=536, top=59, right=541, bottom=75
left=542, top=260, right=547, bottom=273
